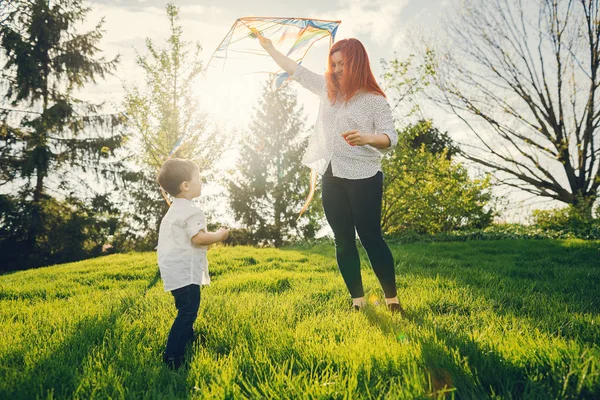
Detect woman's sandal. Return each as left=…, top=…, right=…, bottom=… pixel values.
left=387, top=302, right=405, bottom=315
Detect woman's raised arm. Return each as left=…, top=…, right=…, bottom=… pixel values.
left=255, top=31, right=298, bottom=76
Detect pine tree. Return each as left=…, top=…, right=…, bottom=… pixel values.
left=123, top=3, right=225, bottom=170
left=119, top=3, right=228, bottom=249
left=0, top=0, right=123, bottom=269
left=227, top=82, right=322, bottom=246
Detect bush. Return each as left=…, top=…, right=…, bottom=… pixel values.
left=531, top=206, right=600, bottom=240
left=382, top=121, right=495, bottom=235
left=0, top=194, right=119, bottom=271
left=385, top=222, right=600, bottom=244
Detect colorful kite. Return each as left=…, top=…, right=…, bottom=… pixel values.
left=206, top=17, right=340, bottom=90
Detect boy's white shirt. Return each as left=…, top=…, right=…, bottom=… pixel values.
left=157, top=197, right=211, bottom=291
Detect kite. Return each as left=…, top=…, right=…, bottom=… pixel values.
left=206, top=17, right=340, bottom=90
left=206, top=17, right=341, bottom=219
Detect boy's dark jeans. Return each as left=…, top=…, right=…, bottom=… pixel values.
left=321, top=163, right=397, bottom=299
left=164, top=284, right=200, bottom=359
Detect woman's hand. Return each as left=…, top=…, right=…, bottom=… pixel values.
left=251, top=28, right=297, bottom=75
left=341, top=130, right=371, bottom=147
left=253, top=29, right=274, bottom=51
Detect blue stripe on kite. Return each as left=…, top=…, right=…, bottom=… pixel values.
left=262, top=18, right=339, bottom=35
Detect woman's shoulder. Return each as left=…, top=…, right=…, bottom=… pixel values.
left=363, top=91, right=387, bottom=100
left=353, top=91, right=389, bottom=108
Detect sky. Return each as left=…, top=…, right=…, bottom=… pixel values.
left=77, top=0, right=561, bottom=224
left=82, top=0, right=452, bottom=125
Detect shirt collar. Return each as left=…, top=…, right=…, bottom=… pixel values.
left=172, top=197, right=192, bottom=204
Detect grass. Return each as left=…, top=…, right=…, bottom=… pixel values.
left=0, top=239, right=599, bottom=399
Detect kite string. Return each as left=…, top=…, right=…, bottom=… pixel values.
left=297, top=169, right=317, bottom=221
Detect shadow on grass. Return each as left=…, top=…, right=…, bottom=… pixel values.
left=1, top=269, right=190, bottom=399
left=397, top=240, right=600, bottom=343
left=386, top=240, right=600, bottom=398
left=361, top=307, right=565, bottom=399
left=147, top=269, right=161, bottom=291
left=291, top=239, right=599, bottom=342
left=0, top=296, right=138, bottom=399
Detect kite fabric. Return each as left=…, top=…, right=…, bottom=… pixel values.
left=206, top=17, right=341, bottom=90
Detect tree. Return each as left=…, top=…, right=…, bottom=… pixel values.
left=403, top=119, right=459, bottom=159
left=227, top=82, right=323, bottom=246
left=119, top=3, right=228, bottom=249
left=417, top=0, right=600, bottom=219
left=0, top=0, right=123, bottom=269
left=381, top=120, right=495, bottom=234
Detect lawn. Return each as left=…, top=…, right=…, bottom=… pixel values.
left=0, top=239, right=598, bottom=399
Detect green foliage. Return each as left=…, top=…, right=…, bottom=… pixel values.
left=380, top=50, right=436, bottom=118
left=220, top=228, right=259, bottom=247
left=531, top=205, right=600, bottom=240
left=384, top=223, right=600, bottom=243
left=111, top=170, right=169, bottom=252
left=122, top=3, right=226, bottom=171
left=227, top=82, right=323, bottom=246
left=403, top=119, right=459, bottom=159
left=118, top=3, right=229, bottom=251
left=0, top=192, right=118, bottom=269
left=0, top=242, right=598, bottom=398
left=382, top=120, right=494, bottom=235
left=0, top=0, right=124, bottom=270
left=532, top=207, right=573, bottom=230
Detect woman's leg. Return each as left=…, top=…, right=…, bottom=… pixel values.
left=347, top=171, right=398, bottom=299
left=322, top=169, right=364, bottom=300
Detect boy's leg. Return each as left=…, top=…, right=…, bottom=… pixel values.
left=164, top=284, right=201, bottom=363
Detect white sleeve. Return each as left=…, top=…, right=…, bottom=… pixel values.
left=373, top=96, right=398, bottom=155
left=185, top=208, right=206, bottom=239
left=291, top=64, right=327, bottom=96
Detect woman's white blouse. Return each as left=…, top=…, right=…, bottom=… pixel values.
left=157, top=198, right=210, bottom=291
left=291, top=64, right=398, bottom=179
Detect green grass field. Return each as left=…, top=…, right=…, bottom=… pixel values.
left=1, top=239, right=599, bottom=399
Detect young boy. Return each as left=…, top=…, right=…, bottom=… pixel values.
left=156, top=158, right=229, bottom=369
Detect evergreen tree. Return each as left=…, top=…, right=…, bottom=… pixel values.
left=0, top=0, right=123, bottom=270
left=119, top=3, right=228, bottom=249
left=227, top=82, right=322, bottom=246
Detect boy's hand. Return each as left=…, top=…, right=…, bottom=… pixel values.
left=217, top=227, right=230, bottom=241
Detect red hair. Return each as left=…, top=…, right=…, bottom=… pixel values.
left=325, top=38, right=386, bottom=104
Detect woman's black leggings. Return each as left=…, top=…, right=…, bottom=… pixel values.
left=321, top=163, right=397, bottom=299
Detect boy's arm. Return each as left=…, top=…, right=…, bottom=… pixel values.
left=191, top=228, right=228, bottom=246
left=185, top=207, right=229, bottom=246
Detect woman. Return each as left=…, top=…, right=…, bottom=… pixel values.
left=257, top=33, right=404, bottom=314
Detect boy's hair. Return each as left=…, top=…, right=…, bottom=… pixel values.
left=157, top=158, right=199, bottom=196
